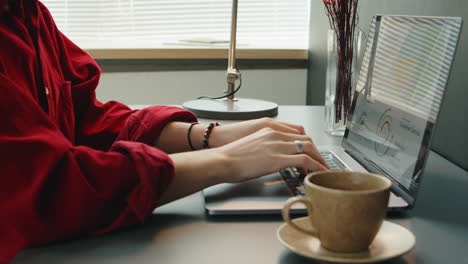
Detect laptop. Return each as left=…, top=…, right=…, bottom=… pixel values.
left=203, top=15, right=463, bottom=215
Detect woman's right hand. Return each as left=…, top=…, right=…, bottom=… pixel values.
left=212, top=127, right=328, bottom=183
left=160, top=127, right=327, bottom=206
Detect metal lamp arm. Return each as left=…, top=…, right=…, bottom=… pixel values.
left=225, top=0, right=241, bottom=101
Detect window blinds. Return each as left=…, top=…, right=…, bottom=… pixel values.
left=41, top=0, right=310, bottom=49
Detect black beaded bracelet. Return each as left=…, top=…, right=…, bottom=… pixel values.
left=202, top=122, right=220, bottom=149
left=187, top=122, right=199, bottom=151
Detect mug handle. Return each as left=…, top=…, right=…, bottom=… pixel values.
left=282, top=196, right=319, bottom=236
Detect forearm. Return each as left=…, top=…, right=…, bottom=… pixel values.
left=157, top=126, right=329, bottom=207
left=154, top=117, right=308, bottom=155
left=157, top=149, right=230, bottom=206
left=153, top=122, right=208, bottom=153
left=155, top=120, right=330, bottom=206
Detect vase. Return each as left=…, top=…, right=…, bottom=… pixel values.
left=325, top=29, right=364, bottom=136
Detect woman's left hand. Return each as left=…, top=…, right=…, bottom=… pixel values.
left=209, top=117, right=306, bottom=147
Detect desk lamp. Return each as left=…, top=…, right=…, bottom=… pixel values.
left=182, top=0, right=278, bottom=120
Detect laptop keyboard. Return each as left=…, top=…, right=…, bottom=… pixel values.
left=321, top=151, right=347, bottom=171
left=279, top=167, right=306, bottom=195
left=279, top=151, right=347, bottom=196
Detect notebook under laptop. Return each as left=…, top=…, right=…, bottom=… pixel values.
left=203, top=15, right=463, bottom=215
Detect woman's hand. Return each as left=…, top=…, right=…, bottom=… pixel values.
left=214, top=127, right=329, bottom=183
left=208, top=117, right=306, bottom=148
left=155, top=117, right=328, bottom=174
left=154, top=117, right=311, bottom=154
left=159, top=126, right=329, bottom=205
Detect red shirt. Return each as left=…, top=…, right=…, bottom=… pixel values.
left=0, top=1, right=196, bottom=261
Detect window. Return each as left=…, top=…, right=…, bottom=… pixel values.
left=41, top=0, right=310, bottom=49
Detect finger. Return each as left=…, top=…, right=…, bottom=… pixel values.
left=273, top=132, right=329, bottom=169
left=280, top=154, right=328, bottom=172
left=297, top=168, right=308, bottom=175
left=259, top=130, right=329, bottom=169
left=277, top=141, right=329, bottom=170
left=305, top=140, right=329, bottom=169
left=263, top=130, right=311, bottom=142
left=275, top=120, right=306, bottom=135
left=267, top=121, right=304, bottom=135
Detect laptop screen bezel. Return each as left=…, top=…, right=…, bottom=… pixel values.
left=341, top=15, right=463, bottom=208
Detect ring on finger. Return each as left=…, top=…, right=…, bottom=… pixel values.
left=294, top=140, right=304, bottom=153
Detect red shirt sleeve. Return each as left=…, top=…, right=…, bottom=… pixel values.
left=0, top=68, right=197, bottom=261
left=0, top=1, right=197, bottom=261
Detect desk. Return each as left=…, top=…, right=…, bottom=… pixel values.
left=13, top=106, right=468, bottom=264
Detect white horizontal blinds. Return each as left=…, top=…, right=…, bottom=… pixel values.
left=40, top=0, right=310, bottom=48
left=236, top=1, right=309, bottom=46
left=370, top=16, right=461, bottom=122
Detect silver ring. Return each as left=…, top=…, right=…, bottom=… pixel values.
left=294, top=140, right=304, bottom=153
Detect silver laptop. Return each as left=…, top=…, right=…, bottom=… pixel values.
left=203, top=15, right=463, bottom=215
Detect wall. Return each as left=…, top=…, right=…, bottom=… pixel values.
left=308, top=0, right=468, bottom=170
left=95, top=60, right=308, bottom=106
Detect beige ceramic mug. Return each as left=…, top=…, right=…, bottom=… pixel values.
left=282, top=171, right=392, bottom=253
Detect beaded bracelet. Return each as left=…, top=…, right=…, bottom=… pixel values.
left=203, top=122, right=220, bottom=149
left=187, top=122, right=199, bottom=151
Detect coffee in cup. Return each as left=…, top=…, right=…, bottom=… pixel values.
left=282, top=171, right=391, bottom=253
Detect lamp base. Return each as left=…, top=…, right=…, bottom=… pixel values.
left=182, top=98, right=278, bottom=120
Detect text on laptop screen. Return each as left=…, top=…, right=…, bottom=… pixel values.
left=343, top=15, right=462, bottom=198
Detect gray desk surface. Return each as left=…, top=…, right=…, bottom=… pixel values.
left=13, top=106, right=468, bottom=264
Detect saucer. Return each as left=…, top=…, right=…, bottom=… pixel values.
left=277, top=217, right=415, bottom=263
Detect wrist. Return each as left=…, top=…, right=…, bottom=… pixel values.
left=206, top=124, right=224, bottom=148
left=189, top=124, right=205, bottom=150
left=170, top=148, right=230, bottom=186
left=187, top=122, right=199, bottom=151
left=202, top=122, right=220, bottom=149
left=204, top=148, right=232, bottom=184
left=189, top=123, right=222, bottom=150
left=160, top=149, right=229, bottom=205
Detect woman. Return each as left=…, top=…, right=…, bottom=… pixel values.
left=0, top=0, right=328, bottom=261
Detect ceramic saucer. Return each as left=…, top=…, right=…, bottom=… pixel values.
left=277, top=217, right=415, bottom=263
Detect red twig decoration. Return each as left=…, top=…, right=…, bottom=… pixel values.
left=323, top=0, right=359, bottom=123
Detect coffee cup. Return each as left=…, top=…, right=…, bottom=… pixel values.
left=282, top=171, right=391, bottom=253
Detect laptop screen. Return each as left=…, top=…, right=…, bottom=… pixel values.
left=342, top=15, right=462, bottom=204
